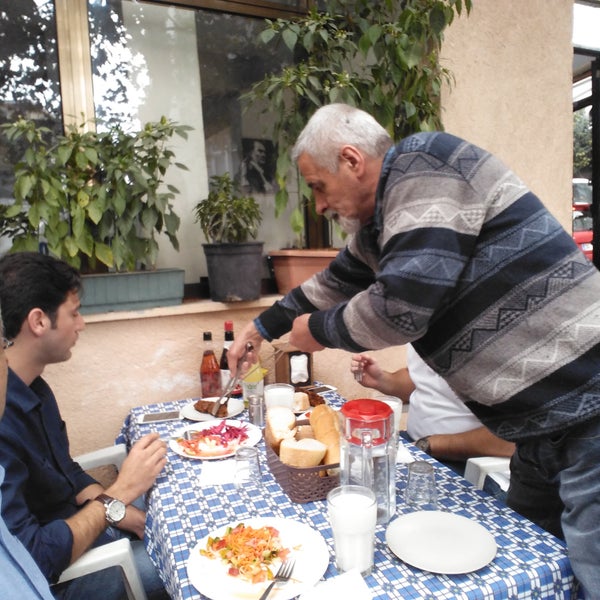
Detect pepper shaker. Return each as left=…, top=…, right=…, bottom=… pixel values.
left=248, top=394, right=265, bottom=427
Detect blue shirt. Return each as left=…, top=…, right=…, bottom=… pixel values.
left=0, top=466, right=55, bottom=599
left=0, top=369, right=97, bottom=583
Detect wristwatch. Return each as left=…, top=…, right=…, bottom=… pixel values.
left=94, top=493, right=127, bottom=525
left=415, top=436, right=432, bottom=455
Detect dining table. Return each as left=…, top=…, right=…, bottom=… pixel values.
left=117, top=390, right=582, bottom=600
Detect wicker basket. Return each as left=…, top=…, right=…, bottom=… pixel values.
left=265, top=436, right=340, bottom=503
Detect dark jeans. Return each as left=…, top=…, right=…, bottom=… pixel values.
left=507, top=416, right=600, bottom=599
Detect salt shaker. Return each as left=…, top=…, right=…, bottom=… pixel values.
left=248, top=394, right=265, bottom=427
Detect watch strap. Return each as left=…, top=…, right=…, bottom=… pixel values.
left=415, top=436, right=432, bottom=455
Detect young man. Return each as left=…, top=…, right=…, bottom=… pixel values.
left=229, top=103, right=600, bottom=598
left=0, top=316, right=55, bottom=599
left=0, top=252, right=169, bottom=599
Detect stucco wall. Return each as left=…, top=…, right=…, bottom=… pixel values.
left=44, top=0, right=575, bottom=456
left=441, top=0, right=573, bottom=227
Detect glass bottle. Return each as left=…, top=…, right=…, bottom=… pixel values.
left=219, top=320, right=234, bottom=390
left=200, top=331, right=222, bottom=398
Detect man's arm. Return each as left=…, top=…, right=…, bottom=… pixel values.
left=65, top=433, right=166, bottom=563
left=426, top=427, right=515, bottom=461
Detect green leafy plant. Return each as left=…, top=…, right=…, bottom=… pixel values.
left=0, top=115, right=191, bottom=271
left=243, top=0, right=472, bottom=244
left=193, top=172, right=262, bottom=244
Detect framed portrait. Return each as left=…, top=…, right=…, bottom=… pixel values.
left=240, top=138, right=276, bottom=194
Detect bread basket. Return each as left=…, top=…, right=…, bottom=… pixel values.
left=264, top=417, right=339, bottom=503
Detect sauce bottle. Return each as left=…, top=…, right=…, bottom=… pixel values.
left=200, top=331, right=222, bottom=398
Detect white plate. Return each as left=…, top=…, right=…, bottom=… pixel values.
left=169, top=419, right=261, bottom=460
left=386, top=511, right=497, bottom=574
left=180, top=397, right=244, bottom=421
left=187, top=517, right=329, bottom=600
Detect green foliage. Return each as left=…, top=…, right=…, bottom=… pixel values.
left=243, top=0, right=472, bottom=240
left=573, top=110, right=592, bottom=177
left=0, top=116, right=191, bottom=272
left=193, top=172, right=262, bottom=244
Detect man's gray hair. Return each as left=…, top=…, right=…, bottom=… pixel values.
left=291, top=103, right=393, bottom=172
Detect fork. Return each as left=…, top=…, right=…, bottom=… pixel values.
left=258, top=558, right=295, bottom=600
left=210, top=342, right=254, bottom=416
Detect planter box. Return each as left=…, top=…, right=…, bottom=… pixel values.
left=80, top=268, right=185, bottom=314
left=268, top=248, right=339, bottom=295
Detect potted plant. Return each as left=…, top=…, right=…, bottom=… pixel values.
left=194, top=172, right=264, bottom=302
left=0, top=115, right=191, bottom=312
left=243, top=0, right=471, bottom=290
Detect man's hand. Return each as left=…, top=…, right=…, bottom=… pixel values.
left=227, top=321, right=265, bottom=377
left=350, top=353, right=384, bottom=389
left=66, top=433, right=166, bottom=562
left=289, top=314, right=324, bottom=353
left=106, top=433, right=167, bottom=505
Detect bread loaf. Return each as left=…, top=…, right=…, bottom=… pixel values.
left=279, top=437, right=327, bottom=467
left=293, top=391, right=310, bottom=412
left=264, top=406, right=296, bottom=454
left=309, top=404, right=341, bottom=464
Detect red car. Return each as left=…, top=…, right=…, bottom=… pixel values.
left=573, top=210, right=593, bottom=261
left=572, top=179, right=593, bottom=261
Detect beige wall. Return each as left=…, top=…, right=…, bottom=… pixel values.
left=441, top=0, right=574, bottom=227
left=45, top=301, right=403, bottom=455
left=44, top=0, right=575, bottom=456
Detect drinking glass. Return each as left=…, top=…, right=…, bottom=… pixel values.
left=404, top=460, right=437, bottom=511
left=327, top=485, right=377, bottom=576
left=233, top=447, right=262, bottom=489
left=263, top=383, right=295, bottom=410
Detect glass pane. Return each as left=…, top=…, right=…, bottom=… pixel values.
left=0, top=0, right=63, bottom=213
left=87, top=0, right=299, bottom=276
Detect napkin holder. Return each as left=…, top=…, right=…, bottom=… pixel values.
left=272, top=341, right=313, bottom=387
left=265, top=420, right=339, bottom=503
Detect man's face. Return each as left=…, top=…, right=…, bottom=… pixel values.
left=42, top=290, right=85, bottom=364
left=297, top=152, right=363, bottom=234
left=252, top=143, right=266, bottom=164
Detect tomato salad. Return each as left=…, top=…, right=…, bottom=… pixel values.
left=176, top=421, right=249, bottom=458
left=200, top=523, right=290, bottom=583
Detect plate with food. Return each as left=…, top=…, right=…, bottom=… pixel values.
left=186, top=517, right=329, bottom=600
left=180, top=397, right=245, bottom=421
left=169, top=419, right=261, bottom=460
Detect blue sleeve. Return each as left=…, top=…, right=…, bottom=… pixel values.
left=0, top=445, right=74, bottom=583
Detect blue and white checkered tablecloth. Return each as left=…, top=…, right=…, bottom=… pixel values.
left=118, top=393, right=581, bottom=600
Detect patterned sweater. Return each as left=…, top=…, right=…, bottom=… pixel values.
left=257, top=132, right=600, bottom=441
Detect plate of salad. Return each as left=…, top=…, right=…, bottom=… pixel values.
left=186, top=517, right=329, bottom=600
left=169, top=419, right=261, bottom=460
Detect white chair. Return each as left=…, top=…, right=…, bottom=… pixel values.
left=55, top=444, right=148, bottom=600
left=464, top=456, right=511, bottom=492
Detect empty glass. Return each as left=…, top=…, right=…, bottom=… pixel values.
left=233, top=447, right=262, bottom=489
left=405, top=460, right=437, bottom=511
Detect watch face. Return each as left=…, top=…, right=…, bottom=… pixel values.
left=106, top=499, right=127, bottom=523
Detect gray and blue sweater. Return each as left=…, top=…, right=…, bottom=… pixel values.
left=257, top=132, right=600, bottom=441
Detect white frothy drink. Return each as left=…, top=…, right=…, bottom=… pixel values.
left=327, top=487, right=377, bottom=575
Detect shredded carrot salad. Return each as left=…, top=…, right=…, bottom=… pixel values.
left=200, top=523, right=290, bottom=583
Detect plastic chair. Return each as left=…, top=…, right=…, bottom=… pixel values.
left=55, top=444, right=148, bottom=600
left=464, top=456, right=511, bottom=491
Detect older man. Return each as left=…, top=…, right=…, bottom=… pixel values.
left=0, top=252, right=168, bottom=599
left=229, top=103, right=600, bottom=598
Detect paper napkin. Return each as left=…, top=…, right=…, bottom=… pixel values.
left=199, top=458, right=237, bottom=486
left=299, top=569, right=372, bottom=600
left=396, top=444, right=415, bottom=464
